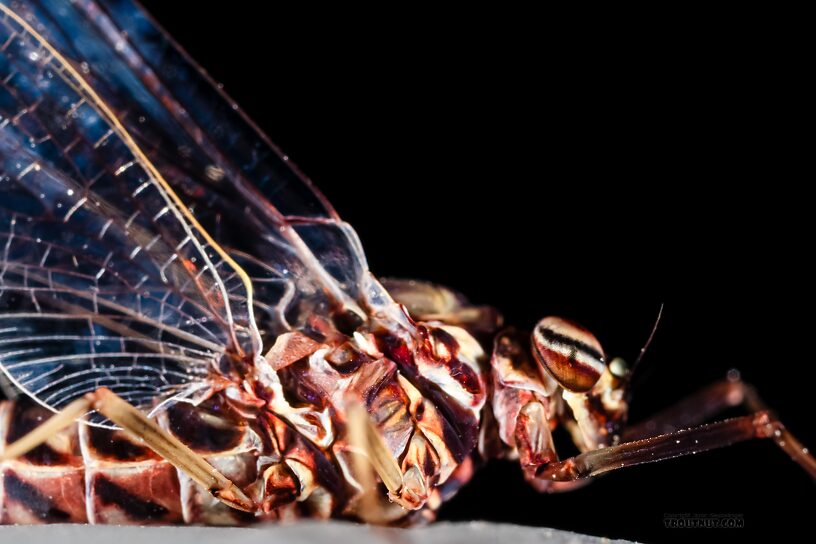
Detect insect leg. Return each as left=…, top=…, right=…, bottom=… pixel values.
left=622, top=374, right=816, bottom=477
left=488, top=329, right=561, bottom=484
left=381, top=278, right=503, bottom=334
left=345, top=401, right=407, bottom=524
left=346, top=401, right=402, bottom=494
left=626, top=375, right=773, bottom=438
left=88, top=388, right=257, bottom=512
left=0, top=396, right=92, bottom=461
left=345, top=374, right=460, bottom=517
left=536, top=410, right=815, bottom=482
left=1, top=388, right=259, bottom=512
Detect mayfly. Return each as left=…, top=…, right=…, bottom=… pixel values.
left=0, top=0, right=813, bottom=527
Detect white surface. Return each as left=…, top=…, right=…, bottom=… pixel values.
left=0, top=521, right=633, bottom=544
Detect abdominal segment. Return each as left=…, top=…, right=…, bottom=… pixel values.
left=0, top=320, right=488, bottom=525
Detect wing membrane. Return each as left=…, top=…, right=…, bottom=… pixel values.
left=21, top=0, right=370, bottom=314
left=0, top=2, right=256, bottom=418
left=0, top=0, right=403, bottom=422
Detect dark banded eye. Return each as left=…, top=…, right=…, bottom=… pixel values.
left=532, top=317, right=606, bottom=393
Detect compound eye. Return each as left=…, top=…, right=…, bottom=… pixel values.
left=532, top=316, right=606, bottom=393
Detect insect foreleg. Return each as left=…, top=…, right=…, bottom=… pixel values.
left=534, top=374, right=816, bottom=483
left=622, top=374, right=816, bottom=477
left=488, top=320, right=816, bottom=491
left=489, top=329, right=561, bottom=483
left=536, top=411, right=792, bottom=481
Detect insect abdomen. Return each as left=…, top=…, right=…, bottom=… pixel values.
left=0, top=398, right=257, bottom=525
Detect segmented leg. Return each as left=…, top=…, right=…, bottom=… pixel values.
left=0, top=399, right=89, bottom=523
left=345, top=401, right=406, bottom=524
left=623, top=374, right=816, bottom=477
left=488, top=329, right=559, bottom=479
left=0, top=388, right=256, bottom=513
left=489, top=323, right=816, bottom=488
left=270, top=327, right=485, bottom=521
left=344, top=373, right=456, bottom=518
left=380, top=278, right=503, bottom=334
left=534, top=374, right=816, bottom=483
left=0, top=396, right=92, bottom=462
left=536, top=410, right=815, bottom=481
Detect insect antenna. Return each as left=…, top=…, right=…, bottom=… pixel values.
left=623, top=302, right=664, bottom=399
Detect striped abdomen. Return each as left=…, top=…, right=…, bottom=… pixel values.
left=0, top=397, right=260, bottom=525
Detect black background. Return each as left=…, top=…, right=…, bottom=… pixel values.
left=43, top=3, right=816, bottom=542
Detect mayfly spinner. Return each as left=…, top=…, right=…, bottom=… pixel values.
left=0, top=0, right=813, bottom=526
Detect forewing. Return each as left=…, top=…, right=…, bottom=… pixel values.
left=17, top=0, right=374, bottom=319
left=0, top=2, right=260, bottom=419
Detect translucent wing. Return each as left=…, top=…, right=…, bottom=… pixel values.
left=16, top=0, right=373, bottom=316
left=0, top=1, right=263, bottom=420
left=0, top=0, right=397, bottom=422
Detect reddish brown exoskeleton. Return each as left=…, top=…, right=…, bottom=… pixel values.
left=0, top=0, right=813, bottom=527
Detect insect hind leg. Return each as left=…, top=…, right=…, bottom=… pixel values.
left=0, top=396, right=92, bottom=462
left=1, top=388, right=257, bottom=513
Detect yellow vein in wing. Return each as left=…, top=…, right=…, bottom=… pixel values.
left=0, top=4, right=259, bottom=356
